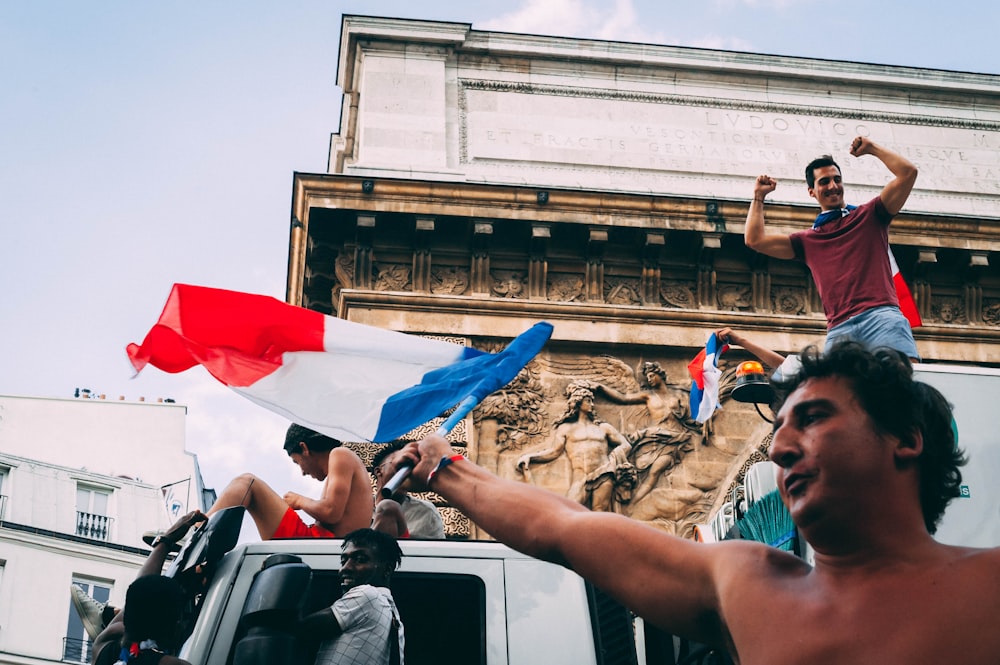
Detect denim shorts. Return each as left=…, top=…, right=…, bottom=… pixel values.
left=825, top=305, right=920, bottom=360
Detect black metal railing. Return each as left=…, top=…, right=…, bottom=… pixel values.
left=62, top=636, right=93, bottom=663
left=75, top=511, right=113, bottom=541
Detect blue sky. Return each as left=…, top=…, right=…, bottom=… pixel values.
left=1, top=0, right=996, bottom=518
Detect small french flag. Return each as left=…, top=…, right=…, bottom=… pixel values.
left=687, top=332, right=729, bottom=423
left=889, top=248, right=922, bottom=328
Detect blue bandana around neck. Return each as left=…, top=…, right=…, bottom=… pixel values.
left=813, top=204, right=857, bottom=229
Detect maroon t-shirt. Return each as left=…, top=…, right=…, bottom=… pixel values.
left=789, top=197, right=898, bottom=329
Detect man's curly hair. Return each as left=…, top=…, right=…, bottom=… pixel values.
left=771, top=341, right=966, bottom=534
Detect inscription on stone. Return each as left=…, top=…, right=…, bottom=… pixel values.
left=463, top=87, right=1000, bottom=214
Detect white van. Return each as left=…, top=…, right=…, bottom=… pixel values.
left=171, top=509, right=702, bottom=665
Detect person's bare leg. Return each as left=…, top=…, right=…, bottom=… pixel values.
left=205, top=474, right=291, bottom=539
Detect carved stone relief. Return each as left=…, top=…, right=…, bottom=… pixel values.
left=604, top=278, right=642, bottom=306
left=772, top=287, right=806, bottom=316
left=717, top=285, right=752, bottom=311
left=985, top=301, right=1000, bottom=326
left=660, top=281, right=696, bottom=309
left=374, top=263, right=412, bottom=292
left=472, top=350, right=761, bottom=538
left=430, top=266, right=470, bottom=295
left=547, top=273, right=586, bottom=302
left=931, top=298, right=968, bottom=324
left=335, top=252, right=354, bottom=290
left=490, top=270, right=527, bottom=298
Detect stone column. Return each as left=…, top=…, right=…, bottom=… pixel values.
left=915, top=249, right=937, bottom=321
left=965, top=251, right=990, bottom=324
left=641, top=231, right=664, bottom=306
left=413, top=216, right=435, bottom=292
left=471, top=221, right=493, bottom=295
left=529, top=224, right=550, bottom=300
left=751, top=254, right=771, bottom=313
left=697, top=233, right=721, bottom=309
left=585, top=228, right=607, bottom=303
left=354, top=213, right=376, bottom=290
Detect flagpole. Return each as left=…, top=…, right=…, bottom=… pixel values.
left=380, top=395, right=478, bottom=498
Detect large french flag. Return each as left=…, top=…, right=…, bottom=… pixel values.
left=687, top=332, right=729, bottom=423
left=889, top=248, right=922, bottom=328
left=127, top=284, right=553, bottom=442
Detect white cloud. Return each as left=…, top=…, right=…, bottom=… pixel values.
left=480, top=0, right=669, bottom=45
left=712, top=0, right=803, bottom=8
left=478, top=0, right=757, bottom=53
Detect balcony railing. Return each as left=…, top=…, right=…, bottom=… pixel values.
left=75, top=511, right=113, bottom=541
left=62, top=636, right=93, bottom=663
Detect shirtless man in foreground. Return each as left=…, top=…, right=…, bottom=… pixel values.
left=206, top=424, right=373, bottom=539
left=389, top=341, right=1000, bottom=663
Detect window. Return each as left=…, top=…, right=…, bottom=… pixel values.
left=227, top=565, right=488, bottom=665
left=0, top=467, right=8, bottom=520
left=308, top=571, right=487, bottom=665
left=64, top=578, right=111, bottom=663
left=75, top=485, right=112, bottom=541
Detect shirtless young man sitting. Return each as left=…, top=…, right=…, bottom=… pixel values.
left=205, top=424, right=373, bottom=540
left=387, top=341, right=1000, bottom=664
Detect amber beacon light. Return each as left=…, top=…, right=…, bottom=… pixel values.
left=732, top=360, right=773, bottom=404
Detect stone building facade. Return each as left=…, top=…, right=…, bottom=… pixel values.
left=0, top=394, right=214, bottom=665
left=286, top=16, right=1000, bottom=538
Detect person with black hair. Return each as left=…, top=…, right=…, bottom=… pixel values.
left=371, top=442, right=444, bottom=539
left=745, top=136, right=920, bottom=361
left=385, top=341, right=1000, bottom=663
left=203, top=423, right=373, bottom=540
left=300, top=528, right=405, bottom=665
left=92, top=511, right=206, bottom=665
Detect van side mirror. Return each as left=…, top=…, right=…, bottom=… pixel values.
left=167, top=506, right=245, bottom=580
left=231, top=554, right=313, bottom=665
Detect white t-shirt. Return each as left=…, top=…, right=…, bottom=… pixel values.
left=770, top=354, right=802, bottom=383
left=400, top=496, right=445, bottom=539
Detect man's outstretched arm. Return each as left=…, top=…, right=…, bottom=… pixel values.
left=744, top=175, right=794, bottom=259
left=92, top=511, right=206, bottom=659
left=395, top=435, right=731, bottom=645
left=850, top=137, right=917, bottom=216
left=716, top=327, right=786, bottom=370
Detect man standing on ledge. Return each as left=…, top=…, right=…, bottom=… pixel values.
left=744, top=136, right=920, bottom=360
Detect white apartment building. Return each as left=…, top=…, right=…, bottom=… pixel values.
left=0, top=393, right=214, bottom=665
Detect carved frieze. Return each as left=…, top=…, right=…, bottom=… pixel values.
left=491, top=270, right=527, bottom=298
left=931, top=298, right=968, bottom=324
left=472, top=350, right=765, bottom=538
left=335, top=252, right=354, bottom=290
left=430, top=266, right=470, bottom=295
left=660, top=281, right=696, bottom=309
left=604, top=278, right=642, bottom=306
left=717, top=284, right=752, bottom=311
left=374, top=263, right=412, bottom=292
left=772, top=287, right=806, bottom=316
left=985, top=302, right=1000, bottom=326
left=547, top=273, right=586, bottom=302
